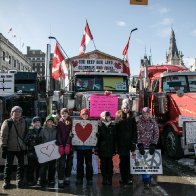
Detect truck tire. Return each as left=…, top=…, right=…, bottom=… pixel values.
left=164, top=127, right=183, bottom=158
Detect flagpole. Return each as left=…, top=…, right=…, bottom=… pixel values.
left=48, top=36, right=69, bottom=59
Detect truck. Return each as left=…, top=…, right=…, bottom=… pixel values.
left=133, top=64, right=196, bottom=158
left=0, top=71, right=47, bottom=126
left=62, top=50, right=131, bottom=119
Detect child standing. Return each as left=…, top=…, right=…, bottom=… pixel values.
left=56, top=108, right=73, bottom=188
left=25, top=116, right=42, bottom=186
left=97, top=111, right=116, bottom=185
left=37, top=115, right=57, bottom=187
left=74, top=108, right=93, bottom=185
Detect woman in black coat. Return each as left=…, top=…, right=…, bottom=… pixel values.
left=115, top=99, right=137, bottom=185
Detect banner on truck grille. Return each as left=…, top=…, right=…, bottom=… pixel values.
left=183, top=121, right=196, bottom=144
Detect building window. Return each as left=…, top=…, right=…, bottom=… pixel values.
left=2, top=51, right=5, bottom=61
left=9, top=56, right=11, bottom=65
left=14, top=60, right=16, bottom=68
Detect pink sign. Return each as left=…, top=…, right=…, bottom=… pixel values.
left=90, top=94, right=118, bottom=118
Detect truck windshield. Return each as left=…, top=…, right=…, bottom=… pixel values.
left=162, top=75, right=196, bottom=92
left=15, top=82, right=36, bottom=93
left=75, top=75, right=128, bottom=92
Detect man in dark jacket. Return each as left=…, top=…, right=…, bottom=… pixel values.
left=115, top=99, right=137, bottom=185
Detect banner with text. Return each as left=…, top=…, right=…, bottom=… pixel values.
left=130, top=150, right=163, bottom=174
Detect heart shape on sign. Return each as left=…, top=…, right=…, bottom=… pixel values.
left=75, top=123, right=93, bottom=143
left=40, top=144, right=55, bottom=157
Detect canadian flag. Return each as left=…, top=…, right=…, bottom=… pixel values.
left=52, top=43, right=68, bottom=80
left=122, top=37, right=131, bottom=76
left=79, top=20, right=93, bottom=55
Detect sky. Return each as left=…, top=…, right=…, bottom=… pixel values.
left=0, top=0, right=196, bottom=76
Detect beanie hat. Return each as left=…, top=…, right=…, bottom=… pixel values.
left=11, top=106, right=23, bottom=115
left=46, top=115, right=54, bottom=122
left=142, top=107, right=150, bottom=113
left=121, top=98, right=130, bottom=110
left=100, top=111, right=111, bottom=121
left=32, top=116, right=41, bottom=123
left=80, top=108, right=89, bottom=117
left=60, top=108, right=69, bottom=115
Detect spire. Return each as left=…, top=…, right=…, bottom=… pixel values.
left=166, top=28, right=183, bottom=65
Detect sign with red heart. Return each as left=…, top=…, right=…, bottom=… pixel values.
left=72, top=120, right=98, bottom=146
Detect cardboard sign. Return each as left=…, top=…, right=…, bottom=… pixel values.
left=72, top=120, right=98, bottom=146
left=130, top=150, right=163, bottom=174
left=183, top=121, right=196, bottom=144
left=34, top=140, right=60, bottom=163
left=179, top=115, right=196, bottom=127
left=90, top=94, right=118, bottom=118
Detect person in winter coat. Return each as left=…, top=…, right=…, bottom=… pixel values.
left=56, top=108, right=73, bottom=188
left=115, top=99, right=137, bottom=185
left=24, top=116, right=42, bottom=186
left=96, top=111, right=116, bottom=185
left=137, top=107, right=159, bottom=191
left=74, top=108, right=94, bottom=185
left=0, top=106, right=27, bottom=189
left=37, top=115, right=57, bottom=187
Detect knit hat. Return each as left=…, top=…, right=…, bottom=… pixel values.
left=100, top=111, right=111, bottom=120
left=11, top=106, right=23, bottom=115
left=46, top=115, right=54, bottom=122
left=142, top=107, right=150, bottom=113
left=60, top=108, right=69, bottom=115
left=80, top=108, right=89, bottom=117
left=121, top=98, right=130, bottom=110
left=32, top=116, right=41, bottom=123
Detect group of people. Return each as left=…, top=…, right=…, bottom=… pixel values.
left=0, top=98, right=159, bottom=192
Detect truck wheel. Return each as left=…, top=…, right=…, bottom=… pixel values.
left=164, top=127, right=183, bottom=158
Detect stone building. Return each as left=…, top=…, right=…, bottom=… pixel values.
left=166, top=29, right=184, bottom=65
left=0, top=33, right=32, bottom=72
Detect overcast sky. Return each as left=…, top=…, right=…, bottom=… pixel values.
left=0, top=0, right=196, bottom=75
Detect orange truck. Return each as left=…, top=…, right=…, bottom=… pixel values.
left=133, top=64, right=196, bottom=158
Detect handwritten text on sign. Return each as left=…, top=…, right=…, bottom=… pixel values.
left=90, top=94, right=118, bottom=118
left=34, top=140, right=60, bottom=163
left=130, top=150, right=163, bottom=174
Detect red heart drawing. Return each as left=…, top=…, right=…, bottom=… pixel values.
left=75, top=123, right=92, bottom=143
left=40, top=144, right=55, bottom=157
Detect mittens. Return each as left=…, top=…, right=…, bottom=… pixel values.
left=137, top=143, right=145, bottom=155
left=2, top=147, right=8, bottom=159
left=149, top=143, right=156, bottom=155
left=58, top=145, right=64, bottom=155
left=64, top=144, right=70, bottom=155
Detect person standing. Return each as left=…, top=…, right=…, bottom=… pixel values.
left=115, top=99, right=137, bottom=185
left=37, top=115, right=57, bottom=187
left=96, top=111, right=116, bottom=185
left=74, top=108, right=94, bottom=185
left=137, top=107, right=159, bottom=191
left=0, top=106, right=27, bottom=189
left=56, top=108, right=73, bottom=188
left=24, top=116, right=42, bottom=186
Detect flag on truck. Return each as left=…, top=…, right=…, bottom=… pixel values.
left=122, top=36, right=131, bottom=77
left=79, top=20, right=93, bottom=55
left=130, top=0, right=148, bottom=5
left=52, top=42, right=68, bottom=80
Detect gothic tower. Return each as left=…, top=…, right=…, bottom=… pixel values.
left=166, top=28, right=184, bottom=65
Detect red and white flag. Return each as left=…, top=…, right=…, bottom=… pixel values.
left=52, top=42, right=68, bottom=80
left=8, top=28, right=12, bottom=34
left=79, top=21, right=93, bottom=55
left=122, top=37, right=131, bottom=76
